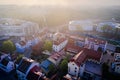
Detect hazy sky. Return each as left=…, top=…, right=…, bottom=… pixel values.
left=0, top=0, right=120, bottom=7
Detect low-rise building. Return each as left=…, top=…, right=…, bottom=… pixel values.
left=52, top=33, right=68, bottom=52
left=111, top=52, right=120, bottom=74
left=96, top=22, right=120, bottom=34
left=66, top=43, right=82, bottom=55
left=106, top=43, right=116, bottom=52
left=26, top=65, right=46, bottom=80
left=68, top=48, right=102, bottom=77
left=85, top=37, right=107, bottom=52
left=41, top=60, right=53, bottom=74
left=82, top=60, right=102, bottom=80
left=16, top=57, right=40, bottom=80
left=68, top=35, right=85, bottom=47
left=48, top=50, right=66, bottom=66
left=114, top=63, right=120, bottom=74
left=112, top=62, right=120, bottom=74
left=0, top=18, right=40, bottom=36
left=15, top=37, right=40, bottom=53
left=114, top=53, right=120, bottom=61
left=0, top=53, right=14, bottom=73
left=68, top=20, right=94, bottom=31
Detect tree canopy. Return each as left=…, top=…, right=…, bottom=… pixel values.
left=2, top=40, right=16, bottom=54
left=43, top=40, right=52, bottom=51
left=59, top=59, right=68, bottom=78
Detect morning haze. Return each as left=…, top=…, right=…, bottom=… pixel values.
left=0, top=0, right=120, bottom=27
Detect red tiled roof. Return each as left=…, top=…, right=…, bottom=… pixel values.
left=66, top=43, right=83, bottom=54
left=69, top=35, right=85, bottom=41
left=53, top=38, right=67, bottom=45
left=87, top=37, right=107, bottom=44
left=49, top=50, right=65, bottom=61
left=71, top=48, right=102, bottom=66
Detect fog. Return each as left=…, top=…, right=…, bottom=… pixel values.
left=0, top=0, right=120, bottom=28
left=0, top=0, right=120, bottom=7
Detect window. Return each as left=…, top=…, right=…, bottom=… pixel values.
left=75, top=67, right=77, bottom=69
left=75, top=70, right=76, bottom=73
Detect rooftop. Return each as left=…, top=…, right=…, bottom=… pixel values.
left=17, top=57, right=34, bottom=74
left=66, top=43, right=83, bottom=54
left=53, top=38, right=67, bottom=45
left=0, top=56, right=10, bottom=66
left=41, top=60, right=52, bottom=73
left=87, top=37, right=107, bottom=44
left=26, top=65, right=44, bottom=80
left=71, top=48, right=102, bottom=66
left=49, top=50, right=65, bottom=62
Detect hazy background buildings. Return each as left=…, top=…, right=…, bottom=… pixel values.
left=0, top=0, right=120, bottom=28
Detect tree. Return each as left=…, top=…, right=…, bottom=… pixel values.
left=59, top=59, right=68, bottom=78
left=15, top=54, right=24, bottom=65
left=2, top=40, right=16, bottom=54
left=101, top=24, right=112, bottom=33
left=43, top=40, right=52, bottom=51
left=60, top=59, right=68, bottom=71
left=48, top=64, right=56, bottom=77
left=49, top=64, right=55, bottom=72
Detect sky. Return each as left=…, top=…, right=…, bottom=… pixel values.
left=0, top=0, right=120, bottom=7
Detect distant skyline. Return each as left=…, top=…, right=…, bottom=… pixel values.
left=0, top=0, right=120, bottom=7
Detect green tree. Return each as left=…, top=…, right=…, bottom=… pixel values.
left=101, top=25, right=113, bottom=33
left=48, top=64, right=56, bottom=77
left=2, top=40, right=16, bottom=54
left=49, top=64, right=55, bottom=72
left=60, top=59, right=68, bottom=71
left=43, top=40, right=52, bottom=51
left=15, top=54, right=24, bottom=64
left=58, top=59, right=68, bottom=78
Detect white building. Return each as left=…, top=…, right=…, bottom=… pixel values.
left=85, top=37, right=107, bottom=52
left=68, top=49, right=102, bottom=77
left=112, top=62, right=120, bottom=74
left=68, top=20, right=93, bottom=31
left=0, top=18, right=40, bottom=36
left=53, top=39, right=68, bottom=52
left=17, top=57, right=39, bottom=80
left=114, top=63, right=120, bottom=74
left=112, top=53, right=120, bottom=74
left=114, top=53, right=120, bottom=61
left=52, top=33, right=68, bottom=52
